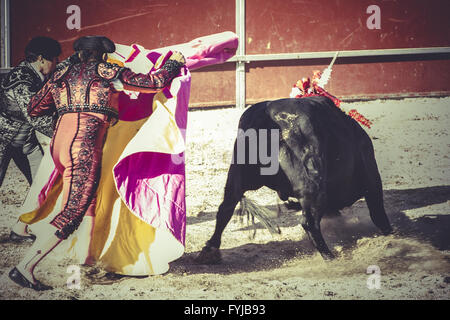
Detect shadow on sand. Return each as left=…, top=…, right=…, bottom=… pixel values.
left=173, top=185, right=450, bottom=274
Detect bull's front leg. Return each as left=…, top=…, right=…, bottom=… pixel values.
left=195, top=196, right=240, bottom=264
left=301, top=219, right=335, bottom=260
left=195, top=164, right=244, bottom=264
left=299, top=197, right=335, bottom=260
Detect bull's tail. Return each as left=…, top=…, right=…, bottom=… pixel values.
left=236, top=196, right=281, bottom=239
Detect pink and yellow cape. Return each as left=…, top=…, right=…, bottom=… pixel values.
left=18, top=32, right=238, bottom=275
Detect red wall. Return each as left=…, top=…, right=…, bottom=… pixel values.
left=244, top=0, right=450, bottom=101
left=10, top=0, right=450, bottom=106
left=10, top=0, right=236, bottom=107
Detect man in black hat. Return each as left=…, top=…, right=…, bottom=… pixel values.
left=0, top=36, right=62, bottom=189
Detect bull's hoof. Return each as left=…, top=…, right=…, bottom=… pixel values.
left=321, top=251, right=336, bottom=261
left=381, top=226, right=393, bottom=235
left=194, top=246, right=222, bottom=265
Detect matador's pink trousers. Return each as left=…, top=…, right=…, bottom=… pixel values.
left=49, top=112, right=110, bottom=239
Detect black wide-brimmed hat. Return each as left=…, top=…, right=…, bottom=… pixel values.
left=73, top=36, right=115, bottom=53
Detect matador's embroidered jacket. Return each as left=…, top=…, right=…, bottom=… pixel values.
left=28, top=59, right=183, bottom=124
left=0, top=61, right=54, bottom=150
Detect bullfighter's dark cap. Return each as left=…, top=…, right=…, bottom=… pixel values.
left=73, top=36, right=115, bottom=53
left=25, top=36, right=61, bottom=60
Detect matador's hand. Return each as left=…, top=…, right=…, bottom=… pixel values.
left=169, top=51, right=186, bottom=65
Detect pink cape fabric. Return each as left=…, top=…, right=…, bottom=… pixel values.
left=36, top=32, right=238, bottom=248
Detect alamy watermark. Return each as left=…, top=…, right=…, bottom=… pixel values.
left=366, top=265, right=381, bottom=290
left=235, top=128, right=280, bottom=176
left=67, top=265, right=81, bottom=289
left=366, top=5, right=381, bottom=30
left=171, top=128, right=280, bottom=176
left=66, top=5, right=81, bottom=30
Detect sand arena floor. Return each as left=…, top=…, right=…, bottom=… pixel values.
left=0, top=97, right=449, bottom=300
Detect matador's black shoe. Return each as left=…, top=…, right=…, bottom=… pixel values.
left=9, top=231, right=36, bottom=243
left=8, top=267, right=53, bottom=291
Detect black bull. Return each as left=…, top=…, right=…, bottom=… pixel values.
left=195, top=96, right=392, bottom=263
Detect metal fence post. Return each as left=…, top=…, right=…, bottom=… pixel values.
left=1, top=0, right=10, bottom=70
left=235, top=0, right=245, bottom=108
